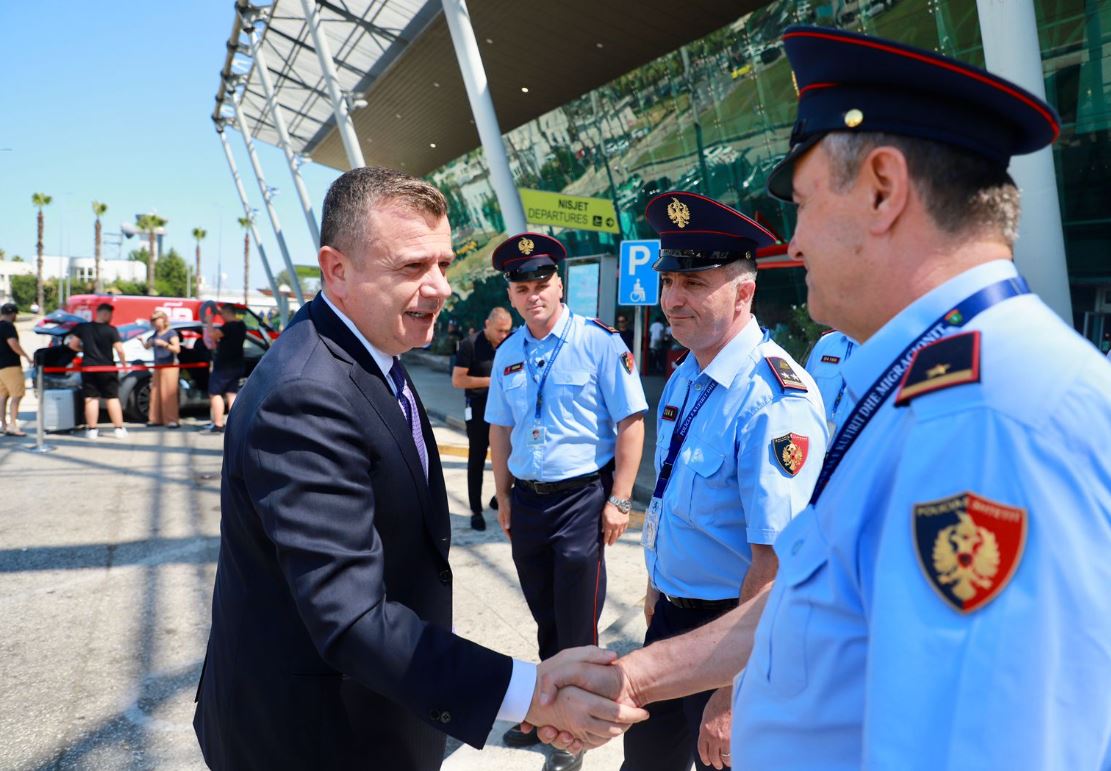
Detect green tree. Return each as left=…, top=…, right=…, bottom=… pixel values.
left=275, top=264, right=321, bottom=296
left=135, top=213, right=167, bottom=295
left=111, top=279, right=147, bottom=296
left=154, top=248, right=189, bottom=298
left=238, top=217, right=251, bottom=305
left=12, top=274, right=58, bottom=312
left=191, top=227, right=207, bottom=298
left=11, top=255, right=22, bottom=262
left=92, top=201, right=108, bottom=293
left=31, top=192, right=52, bottom=311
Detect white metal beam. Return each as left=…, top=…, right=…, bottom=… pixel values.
left=299, top=0, right=366, bottom=169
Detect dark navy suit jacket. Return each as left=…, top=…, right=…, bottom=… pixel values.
left=194, top=295, right=513, bottom=770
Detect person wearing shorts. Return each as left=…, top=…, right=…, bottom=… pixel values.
left=0, top=302, right=32, bottom=436
left=205, top=303, right=246, bottom=433
left=73, top=303, right=129, bottom=439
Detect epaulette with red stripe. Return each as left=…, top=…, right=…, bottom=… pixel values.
left=895, top=331, right=981, bottom=406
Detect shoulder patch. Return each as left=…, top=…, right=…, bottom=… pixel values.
left=895, top=331, right=980, bottom=406
left=620, top=350, right=635, bottom=374
left=504, top=361, right=524, bottom=375
left=772, top=433, right=810, bottom=476
left=589, top=318, right=619, bottom=334
left=765, top=356, right=808, bottom=392
left=913, top=492, right=1026, bottom=613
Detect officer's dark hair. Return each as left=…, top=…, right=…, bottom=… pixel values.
left=320, top=166, right=447, bottom=256
left=822, top=133, right=1021, bottom=247
left=96, top=302, right=114, bottom=313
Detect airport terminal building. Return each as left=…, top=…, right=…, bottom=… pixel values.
left=218, top=0, right=1110, bottom=351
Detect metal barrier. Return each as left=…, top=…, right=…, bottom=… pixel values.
left=24, top=366, right=55, bottom=454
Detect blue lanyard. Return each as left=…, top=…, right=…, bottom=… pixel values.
left=829, top=339, right=855, bottom=418
left=810, top=276, right=1029, bottom=505
left=652, top=376, right=719, bottom=499
left=524, top=311, right=573, bottom=422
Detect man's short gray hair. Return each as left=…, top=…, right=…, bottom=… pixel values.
left=723, top=258, right=757, bottom=283
left=320, top=166, right=448, bottom=254
left=821, top=132, right=1022, bottom=247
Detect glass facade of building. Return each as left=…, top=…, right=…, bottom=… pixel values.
left=432, top=0, right=1111, bottom=350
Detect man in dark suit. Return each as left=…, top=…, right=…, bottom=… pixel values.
left=193, top=167, right=646, bottom=771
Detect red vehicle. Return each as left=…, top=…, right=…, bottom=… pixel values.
left=60, top=294, right=279, bottom=341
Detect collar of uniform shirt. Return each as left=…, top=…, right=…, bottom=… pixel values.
left=523, top=303, right=571, bottom=343
left=321, top=290, right=400, bottom=396
left=679, top=314, right=765, bottom=387
left=839, top=259, right=1019, bottom=403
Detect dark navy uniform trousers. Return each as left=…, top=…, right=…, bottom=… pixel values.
left=621, top=596, right=735, bottom=771
left=510, top=470, right=611, bottom=660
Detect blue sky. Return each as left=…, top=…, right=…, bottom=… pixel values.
left=0, top=1, right=343, bottom=293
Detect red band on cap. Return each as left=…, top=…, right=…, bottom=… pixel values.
left=799, top=81, right=839, bottom=95
left=784, top=30, right=1060, bottom=140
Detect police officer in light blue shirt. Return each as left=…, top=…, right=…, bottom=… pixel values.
left=568, top=26, right=1111, bottom=771
left=486, top=232, right=647, bottom=771
left=804, top=329, right=856, bottom=434
left=621, top=192, right=827, bottom=771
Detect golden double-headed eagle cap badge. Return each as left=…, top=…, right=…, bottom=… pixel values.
left=667, top=198, right=691, bottom=229
left=518, top=236, right=535, bottom=255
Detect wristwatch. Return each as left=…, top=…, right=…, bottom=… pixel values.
left=607, top=495, right=632, bottom=515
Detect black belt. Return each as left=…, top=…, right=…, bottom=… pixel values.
left=663, top=594, right=739, bottom=611
left=515, top=470, right=603, bottom=496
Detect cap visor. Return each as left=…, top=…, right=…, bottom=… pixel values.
left=767, top=135, right=823, bottom=202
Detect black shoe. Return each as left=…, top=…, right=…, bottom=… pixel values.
left=502, top=723, right=541, bottom=747
left=489, top=496, right=499, bottom=511
left=470, top=513, right=487, bottom=531
left=543, top=749, right=584, bottom=771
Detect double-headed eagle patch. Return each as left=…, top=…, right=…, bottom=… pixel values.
left=913, top=492, right=1026, bottom=613
left=667, top=198, right=691, bottom=229
left=772, top=433, right=809, bottom=476
left=518, top=237, right=535, bottom=255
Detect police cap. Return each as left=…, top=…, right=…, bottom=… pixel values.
left=492, top=232, right=566, bottom=282
left=645, top=191, right=777, bottom=273
left=766, top=26, right=1061, bottom=201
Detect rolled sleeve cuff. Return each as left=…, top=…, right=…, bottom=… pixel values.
left=746, top=527, right=781, bottom=545
left=496, top=658, right=537, bottom=724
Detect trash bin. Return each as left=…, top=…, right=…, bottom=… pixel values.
left=42, top=388, right=79, bottom=432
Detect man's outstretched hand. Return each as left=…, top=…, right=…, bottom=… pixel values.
left=520, top=647, right=645, bottom=751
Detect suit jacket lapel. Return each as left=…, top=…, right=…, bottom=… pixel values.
left=309, top=297, right=434, bottom=516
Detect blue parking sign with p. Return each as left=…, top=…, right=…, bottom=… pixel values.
left=619, top=240, right=660, bottom=306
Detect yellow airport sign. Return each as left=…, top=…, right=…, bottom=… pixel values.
left=518, top=188, right=620, bottom=234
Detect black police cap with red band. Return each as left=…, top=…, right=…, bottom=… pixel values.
left=492, top=232, right=566, bottom=282
left=644, top=191, right=777, bottom=273
left=766, top=26, right=1061, bottom=201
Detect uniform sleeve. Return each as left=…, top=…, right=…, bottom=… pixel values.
left=735, top=394, right=827, bottom=545
left=455, top=335, right=475, bottom=371
left=483, top=344, right=515, bottom=426
left=594, top=331, right=648, bottom=423
left=862, top=388, right=1111, bottom=769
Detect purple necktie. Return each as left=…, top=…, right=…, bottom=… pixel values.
left=389, top=358, right=429, bottom=480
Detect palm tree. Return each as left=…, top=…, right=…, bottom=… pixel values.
left=238, top=217, right=252, bottom=306
left=92, top=201, right=108, bottom=293
left=191, top=228, right=207, bottom=298
left=31, top=193, right=52, bottom=311
left=136, top=213, right=167, bottom=295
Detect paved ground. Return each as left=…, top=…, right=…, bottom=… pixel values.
left=2, top=326, right=659, bottom=770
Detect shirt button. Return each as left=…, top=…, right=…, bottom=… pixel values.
left=694, top=383, right=702, bottom=391
left=440, top=711, right=452, bottom=724
left=791, top=539, right=804, bottom=555
left=439, top=569, right=452, bottom=585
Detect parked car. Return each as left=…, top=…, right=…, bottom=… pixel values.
left=33, top=318, right=272, bottom=422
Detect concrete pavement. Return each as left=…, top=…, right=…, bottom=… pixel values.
left=2, top=344, right=656, bottom=770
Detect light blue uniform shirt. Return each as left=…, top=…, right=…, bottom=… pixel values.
left=804, top=330, right=857, bottom=434
left=646, top=317, right=827, bottom=600
left=733, top=260, right=1111, bottom=769
left=486, top=305, right=648, bottom=481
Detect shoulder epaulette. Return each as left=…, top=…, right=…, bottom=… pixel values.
left=765, top=356, right=808, bottom=392
left=895, top=331, right=981, bottom=406
left=588, top=318, right=619, bottom=334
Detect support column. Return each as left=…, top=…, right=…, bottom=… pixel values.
left=244, top=23, right=322, bottom=248
left=299, top=0, right=365, bottom=169
left=442, top=0, right=526, bottom=235
left=230, top=92, right=306, bottom=307
left=215, top=122, right=289, bottom=325
left=977, top=0, right=1073, bottom=322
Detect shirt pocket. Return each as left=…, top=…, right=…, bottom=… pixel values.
left=502, top=371, right=528, bottom=422
left=761, top=519, right=828, bottom=697
left=680, top=443, right=728, bottom=525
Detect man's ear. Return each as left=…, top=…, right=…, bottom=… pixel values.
left=735, top=276, right=756, bottom=311
left=861, top=146, right=910, bottom=236
left=318, top=245, right=348, bottom=299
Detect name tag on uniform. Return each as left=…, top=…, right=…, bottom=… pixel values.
left=529, top=423, right=546, bottom=445
left=465, top=405, right=473, bottom=421
left=642, top=497, right=662, bottom=550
